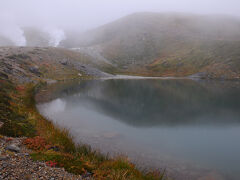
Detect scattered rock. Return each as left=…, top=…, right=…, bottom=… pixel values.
left=5, top=144, right=20, bottom=153
left=188, top=72, right=208, bottom=79
left=0, top=72, right=8, bottom=79
left=0, top=136, right=84, bottom=179
left=0, top=121, right=4, bottom=128
left=161, top=61, right=169, bottom=67
left=177, top=62, right=183, bottom=67
left=18, top=153, right=29, bottom=157
left=48, top=146, right=60, bottom=152
left=0, top=156, right=9, bottom=161
left=60, top=59, right=68, bottom=65
left=82, top=172, right=92, bottom=178
left=2, top=162, right=8, bottom=168
left=29, top=65, right=41, bottom=75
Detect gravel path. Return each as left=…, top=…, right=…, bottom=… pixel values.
left=0, top=136, right=88, bottom=180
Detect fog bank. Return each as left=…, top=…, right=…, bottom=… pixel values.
left=0, top=0, right=240, bottom=47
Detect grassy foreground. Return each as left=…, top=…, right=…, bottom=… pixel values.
left=0, top=77, right=165, bottom=180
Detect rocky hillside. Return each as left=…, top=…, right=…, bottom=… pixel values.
left=0, top=47, right=113, bottom=83
left=71, top=13, right=240, bottom=79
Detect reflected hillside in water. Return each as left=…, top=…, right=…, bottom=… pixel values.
left=37, top=79, right=240, bottom=127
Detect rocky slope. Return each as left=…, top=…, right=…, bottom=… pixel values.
left=69, top=13, right=240, bottom=79
left=0, top=47, right=113, bottom=84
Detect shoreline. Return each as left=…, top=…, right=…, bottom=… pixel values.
left=0, top=78, right=166, bottom=180
left=2, top=75, right=237, bottom=180
left=101, top=74, right=240, bottom=81
left=101, top=75, right=188, bottom=80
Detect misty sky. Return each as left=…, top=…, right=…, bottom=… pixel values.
left=1, top=0, right=240, bottom=31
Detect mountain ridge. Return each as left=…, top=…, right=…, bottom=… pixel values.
left=70, top=12, right=240, bottom=79
left=1, top=12, right=240, bottom=79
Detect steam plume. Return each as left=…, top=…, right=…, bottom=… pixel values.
left=43, top=27, right=66, bottom=47
left=0, top=13, right=26, bottom=46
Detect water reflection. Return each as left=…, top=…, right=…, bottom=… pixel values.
left=37, top=79, right=240, bottom=180
left=39, top=79, right=240, bottom=127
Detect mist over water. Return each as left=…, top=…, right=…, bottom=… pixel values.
left=37, top=79, right=240, bottom=180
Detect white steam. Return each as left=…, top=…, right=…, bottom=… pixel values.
left=0, top=26, right=26, bottom=46
left=43, top=27, right=66, bottom=47
left=0, top=11, right=66, bottom=47
left=0, top=12, right=26, bottom=46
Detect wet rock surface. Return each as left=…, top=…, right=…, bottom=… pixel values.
left=0, top=136, right=90, bottom=180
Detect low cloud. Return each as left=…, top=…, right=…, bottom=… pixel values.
left=0, top=0, right=239, bottom=47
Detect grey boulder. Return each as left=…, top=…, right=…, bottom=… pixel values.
left=5, top=144, right=20, bottom=153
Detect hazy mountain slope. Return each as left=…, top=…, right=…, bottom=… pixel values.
left=1, top=13, right=240, bottom=79
left=74, top=13, right=240, bottom=79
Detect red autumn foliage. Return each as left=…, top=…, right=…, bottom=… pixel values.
left=46, top=160, right=58, bottom=167
left=23, top=136, right=51, bottom=151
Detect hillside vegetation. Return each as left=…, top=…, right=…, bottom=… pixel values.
left=71, top=13, right=240, bottom=79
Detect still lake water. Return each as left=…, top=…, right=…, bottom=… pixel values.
left=37, top=79, right=240, bottom=180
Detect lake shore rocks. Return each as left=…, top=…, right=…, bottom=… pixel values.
left=0, top=136, right=88, bottom=180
